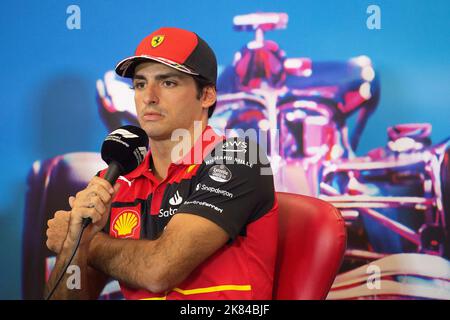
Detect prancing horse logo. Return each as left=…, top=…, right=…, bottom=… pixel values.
left=151, top=35, right=165, bottom=48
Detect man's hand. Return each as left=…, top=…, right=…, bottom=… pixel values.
left=46, top=210, right=70, bottom=254
left=44, top=177, right=118, bottom=300
left=65, top=176, right=120, bottom=248
left=46, top=176, right=120, bottom=253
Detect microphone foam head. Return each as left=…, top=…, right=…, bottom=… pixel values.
left=101, top=125, right=149, bottom=175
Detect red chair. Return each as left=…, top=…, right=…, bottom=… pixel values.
left=273, top=192, right=347, bottom=299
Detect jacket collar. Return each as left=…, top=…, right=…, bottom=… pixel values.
left=125, top=125, right=223, bottom=179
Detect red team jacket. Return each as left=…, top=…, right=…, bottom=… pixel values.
left=99, top=126, right=278, bottom=299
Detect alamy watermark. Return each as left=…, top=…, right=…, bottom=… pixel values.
left=66, top=264, right=81, bottom=290
left=66, top=5, right=81, bottom=30
left=367, top=5, right=381, bottom=30
left=171, top=121, right=278, bottom=176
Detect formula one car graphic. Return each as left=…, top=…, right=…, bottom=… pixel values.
left=22, top=12, right=450, bottom=299
left=320, top=124, right=450, bottom=258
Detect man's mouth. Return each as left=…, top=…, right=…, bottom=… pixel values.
left=143, top=111, right=163, bottom=121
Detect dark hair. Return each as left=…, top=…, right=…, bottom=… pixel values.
left=193, top=76, right=217, bottom=118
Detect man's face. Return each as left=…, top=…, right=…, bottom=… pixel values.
left=132, top=62, right=212, bottom=140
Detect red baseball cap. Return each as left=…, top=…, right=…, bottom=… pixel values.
left=115, top=27, right=217, bottom=84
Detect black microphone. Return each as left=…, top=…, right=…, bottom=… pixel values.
left=82, top=125, right=149, bottom=227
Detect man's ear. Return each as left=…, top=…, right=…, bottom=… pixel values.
left=201, top=86, right=217, bottom=109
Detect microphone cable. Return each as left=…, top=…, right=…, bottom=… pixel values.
left=45, top=219, right=90, bottom=300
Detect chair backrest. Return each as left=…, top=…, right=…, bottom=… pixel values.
left=273, top=192, right=347, bottom=299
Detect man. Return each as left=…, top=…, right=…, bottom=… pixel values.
left=45, top=27, right=278, bottom=300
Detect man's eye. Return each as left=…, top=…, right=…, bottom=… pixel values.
left=131, top=82, right=146, bottom=89
left=162, top=80, right=176, bottom=87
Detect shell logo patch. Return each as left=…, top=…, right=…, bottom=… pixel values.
left=112, top=210, right=140, bottom=238
left=151, top=35, right=165, bottom=48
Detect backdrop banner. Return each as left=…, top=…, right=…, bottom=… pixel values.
left=2, top=0, right=449, bottom=300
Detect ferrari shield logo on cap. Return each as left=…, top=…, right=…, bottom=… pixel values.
left=151, top=35, right=165, bottom=48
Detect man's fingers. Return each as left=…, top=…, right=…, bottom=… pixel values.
left=72, top=207, right=103, bottom=225
left=90, top=196, right=107, bottom=213
left=89, top=185, right=112, bottom=204
left=69, top=196, right=75, bottom=208
left=74, top=187, right=111, bottom=207
left=84, top=184, right=112, bottom=204
left=73, top=195, right=107, bottom=213
left=51, top=211, right=70, bottom=226
left=66, top=176, right=117, bottom=232
left=83, top=195, right=105, bottom=211
left=73, top=177, right=118, bottom=210
left=54, top=210, right=69, bottom=218
left=86, top=208, right=102, bottom=224
left=89, top=176, right=115, bottom=195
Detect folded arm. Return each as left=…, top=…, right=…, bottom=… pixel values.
left=88, top=212, right=228, bottom=293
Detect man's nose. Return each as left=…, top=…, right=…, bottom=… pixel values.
left=142, top=82, right=159, bottom=105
